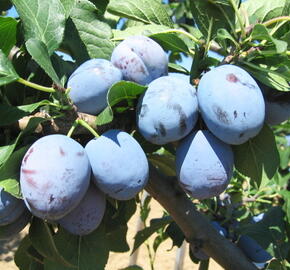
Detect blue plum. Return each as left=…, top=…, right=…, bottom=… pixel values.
left=197, top=64, right=265, bottom=145
left=0, top=188, right=26, bottom=226
left=85, top=130, right=149, bottom=200
left=176, top=130, right=234, bottom=199
left=58, top=184, right=106, bottom=235
left=20, top=134, right=91, bottom=220
left=168, top=72, right=190, bottom=82
left=111, top=35, right=168, bottom=85
left=237, top=235, right=272, bottom=263
left=136, top=76, right=199, bottom=145
left=0, top=209, right=31, bottom=239
left=67, top=59, right=123, bottom=115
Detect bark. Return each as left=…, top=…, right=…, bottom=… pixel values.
left=146, top=166, right=258, bottom=270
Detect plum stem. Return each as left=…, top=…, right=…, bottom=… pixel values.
left=67, top=118, right=100, bottom=138
left=198, top=259, right=209, bottom=270
left=17, top=78, right=56, bottom=93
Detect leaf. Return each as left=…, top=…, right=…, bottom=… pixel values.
left=240, top=207, right=289, bottom=260
left=0, top=100, right=52, bottom=126
left=241, top=0, right=290, bottom=23
left=0, top=0, right=12, bottom=12
left=11, top=0, right=66, bottom=55
left=0, top=17, right=18, bottom=55
left=165, top=222, right=185, bottom=248
left=96, top=81, right=147, bottom=125
left=120, top=266, right=143, bottom=270
left=251, top=24, right=288, bottom=54
left=148, top=153, right=176, bottom=176
left=233, top=125, right=280, bottom=187
left=14, top=236, right=33, bottom=270
left=25, top=38, right=61, bottom=85
left=0, top=49, right=19, bottom=86
left=29, top=218, right=75, bottom=268
left=69, top=0, right=115, bottom=60
left=60, top=0, right=76, bottom=18
left=106, top=225, right=130, bottom=252
left=132, top=216, right=172, bottom=253
left=107, top=0, right=173, bottom=27
left=189, top=0, right=235, bottom=39
left=89, top=0, right=109, bottom=14
left=0, top=145, right=30, bottom=197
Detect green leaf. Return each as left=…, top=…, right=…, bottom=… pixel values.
left=241, top=0, right=290, bottom=23
left=233, top=125, right=280, bottom=187
left=0, top=100, right=52, bottom=126
left=14, top=236, right=34, bottom=270
left=89, top=0, right=109, bottom=14
left=0, top=0, right=12, bottom=12
left=25, top=38, right=61, bottom=85
left=120, top=266, right=143, bottom=270
left=29, top=218, right=75, bottom=268
left=0, top=145, right=30, bottom=197
left=96, top=81, right=147, bottom=125
left=189, top=0, right=235, bottom=39
left=240, top=207, right=289, bottom=260
left=251, top=24, right=288, bottom=54
left=107, top=0, right=173, bottom=27
left=60, top=0, right=76, bottom=18
left=132, top=216, right=172, bottom=253
left=11, top=0, right=66, bottom=55
left=0, top=17, right=18, bottom=55
left=165, top=222, right=184, bottom=248
left=106, top=225, right=130, bottom=252
left=0, top=49, right=19, bottom=86
left=69, top=0, right=115, bottom=60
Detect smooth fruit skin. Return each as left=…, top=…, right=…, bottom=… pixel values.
left=136, top=76, right=199, bottom=145
left=176, top=130, right=234, bottom=200
left=0, top=209, right=31, bottom=239
left=111, top=35, right=168, bottom=85
left=20, top=134, right=91, bottom=220
left=0, top=188, right=26, bottom=226
left=67, top=59, right=123, bottom=115
left=85, top=130, right=149, bottom=200
left=197, top=64, right=265, bottom=145
left=237, top=235, right=272, bottom=263
left=58, top=184, right=106, bottom=235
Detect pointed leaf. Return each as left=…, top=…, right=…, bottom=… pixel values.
left=60, top=0, right=76, bottom=18
left=0, top=49, right=19, bottom=86
left=107, top=0, right=173, bottom=27
left=11, top=0, right=66, bottom=55
left=0, top=17, right=18, bottom=55
left=70, top=0, right=115, bottom=60
left=233, top=125, right=280, bottom=187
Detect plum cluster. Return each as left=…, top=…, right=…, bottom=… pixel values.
left=7, top=35, right=288, bottom=238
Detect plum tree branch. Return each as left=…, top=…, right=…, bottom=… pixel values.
left=145, top=166, right=258, bottom=270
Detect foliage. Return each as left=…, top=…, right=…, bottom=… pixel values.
left=0, top=0, right=289, bottom=269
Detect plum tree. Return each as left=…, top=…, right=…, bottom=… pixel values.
left=0, top=209, right=31, bottom=240
left=20, top=134, right=91, bottom=220
left=136, top=76, right=198, bottom=145
left=176, top=130, right=234, bottom=199
left=0, top=187, right=26, bottom=226
left=67, top=59, right=123, bottom=115
left=85, top=130, right=149, bottom=200
left=111, top=35, right=168, bottom=85
left=58, top=184, right=106, bottom=235
left=197, top=64, right=265, bottom=145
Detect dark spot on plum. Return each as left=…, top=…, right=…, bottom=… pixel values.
left=137, top=179, right=142, bottom=183
left=23, top=147, right=34, bottom=163
left=207, top=177, right=224, bottom=182
left=226, top=73, right=239, bottom=83
left=169, top=104, right=188, bottom=134
left=49, top=194, right=55, bottom=204
left=114, top=188, right=124, bottom=194
left=21, top=169, right=37, bottom=174
left=239, top=132, right=244, bottom=138
left=131, top=48, right=135, bottom=52
left=59, top=147, right=66, bottom=156
left=241, top=81, right=256, bottom=89
left=234, top=110, right=238, bottom=118
left=156, top=123, right=166, bottom=137
left=76, top=151, right=84, bottom=157
left=213, top=106, right=230, bottom=124
left=243, top=112, right=246, bottom=118
left=138, top=104, right=149, bottom=118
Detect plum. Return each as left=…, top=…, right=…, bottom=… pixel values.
left=67, top=59, right=123, bottom=115
left=136, top=76, right=199, bottom=145
left=237, top=235, right=272, bottom=263
left=176, top=130, right=233, bottom=199
left=168, top=72, right=190, bottom=82
left=261, top=87, right=290, bottom=125
left=0, top=188, right=26, bottom=226
left=197, top=64, right=265, bottom=145
left=0, top=209, right=31, bottom=239
left=20, top=134, right=91, bottom=220
left=58, top=184, right=106, bottom=235
left=111, top=35, right=168, bottom=85
left=85, top=130, right=149, bottom=200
